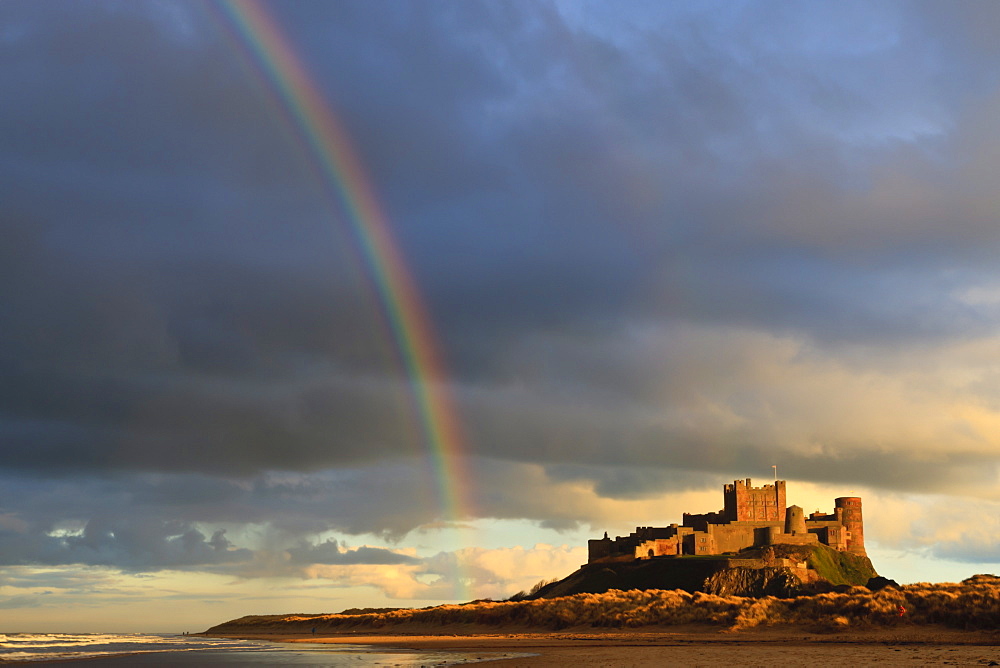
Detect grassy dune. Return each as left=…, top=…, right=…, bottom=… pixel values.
left=206, top=575, right=1000, bottom=634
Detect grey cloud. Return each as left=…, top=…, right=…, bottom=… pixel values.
left=0, top=466, right=444, bottom=552
left=0, top=518, right=251, bottom=570
left=0, top=594, right=51, bottom=609
left=930, top=541, right=1000, bottom=565
left=286, top=540, right=419, bottom=566
left=0, top=568, right=119, bottom=591
left=544, top=465, right=733, bottom=501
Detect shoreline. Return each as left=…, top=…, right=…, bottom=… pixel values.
left=9, top=626, right=1000, bottom=666
left=0, top=633, right=531, bottom=666
left=200, top=624, right=1000, bottom=666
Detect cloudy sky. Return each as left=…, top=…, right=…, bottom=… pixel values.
left=5, top=0, right=1000, bottom=632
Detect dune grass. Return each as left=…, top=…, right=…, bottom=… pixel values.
left=206, top=575, right=1000, bottom=634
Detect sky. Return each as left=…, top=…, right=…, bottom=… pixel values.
left=4, top=0, right=1000, bottom=633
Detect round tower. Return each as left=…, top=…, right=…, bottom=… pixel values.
left=835, top=497, right=865, bottom=555
left=785, top=505, right=806, bottom=535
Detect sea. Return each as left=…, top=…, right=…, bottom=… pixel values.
left=0, top=633, right=528, bottom=665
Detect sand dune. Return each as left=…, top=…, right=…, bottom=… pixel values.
left=206, top=575, right=1000, bottom=636
left=203, top=576, right=1000, bottom=665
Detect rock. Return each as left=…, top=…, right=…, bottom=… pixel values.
left=703, top=567, right=801, bottom=597
left=866, top=576, right=900, bottom=591
left=535, top=544, right=874, bottom=600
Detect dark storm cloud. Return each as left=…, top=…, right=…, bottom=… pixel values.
left=0, top=1, right=305, bottom=186
left=6, top=0, right=1000, bottom=563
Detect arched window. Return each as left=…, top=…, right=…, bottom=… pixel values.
left=648, top=549, right=654, bottom=558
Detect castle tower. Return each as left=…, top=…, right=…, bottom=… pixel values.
left=588, top=533, right=614, bottom=562
left=835, top=497, right=865, bottom=556
left=785, top=505, right=806, bottom=535
left=723, top=479, right=787, bottom=522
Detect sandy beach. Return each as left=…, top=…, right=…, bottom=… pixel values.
left=206, top=624, right=1000, bottom=666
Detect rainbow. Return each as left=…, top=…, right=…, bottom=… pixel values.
left=214, top=0, right=473, bottom=592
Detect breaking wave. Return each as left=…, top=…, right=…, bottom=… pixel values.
left=0, top=633, right=267, bottom=662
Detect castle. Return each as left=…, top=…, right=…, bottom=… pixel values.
left=588, top=479, right=865, bottom=563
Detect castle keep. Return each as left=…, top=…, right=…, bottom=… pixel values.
left=588, top=478, right=865, bottom=563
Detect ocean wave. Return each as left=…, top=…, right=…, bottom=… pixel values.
left=0, top=633, right=268, bottom=662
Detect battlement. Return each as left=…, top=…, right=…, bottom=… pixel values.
left=724, top=478, right=784, bottom=492
left=588, top=478, right=865, bottom=563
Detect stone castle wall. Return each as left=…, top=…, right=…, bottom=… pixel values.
left=588, top=479, right=865, bottom=564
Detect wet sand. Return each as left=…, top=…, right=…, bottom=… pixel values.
left=206, top=624, right=1000, bottom=666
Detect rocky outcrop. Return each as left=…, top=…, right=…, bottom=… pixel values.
left=533, top=543, right=877, bottom=600
left=866, top=576, right=901, bottom=591
left=703, top=567, right=802, bottom=597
